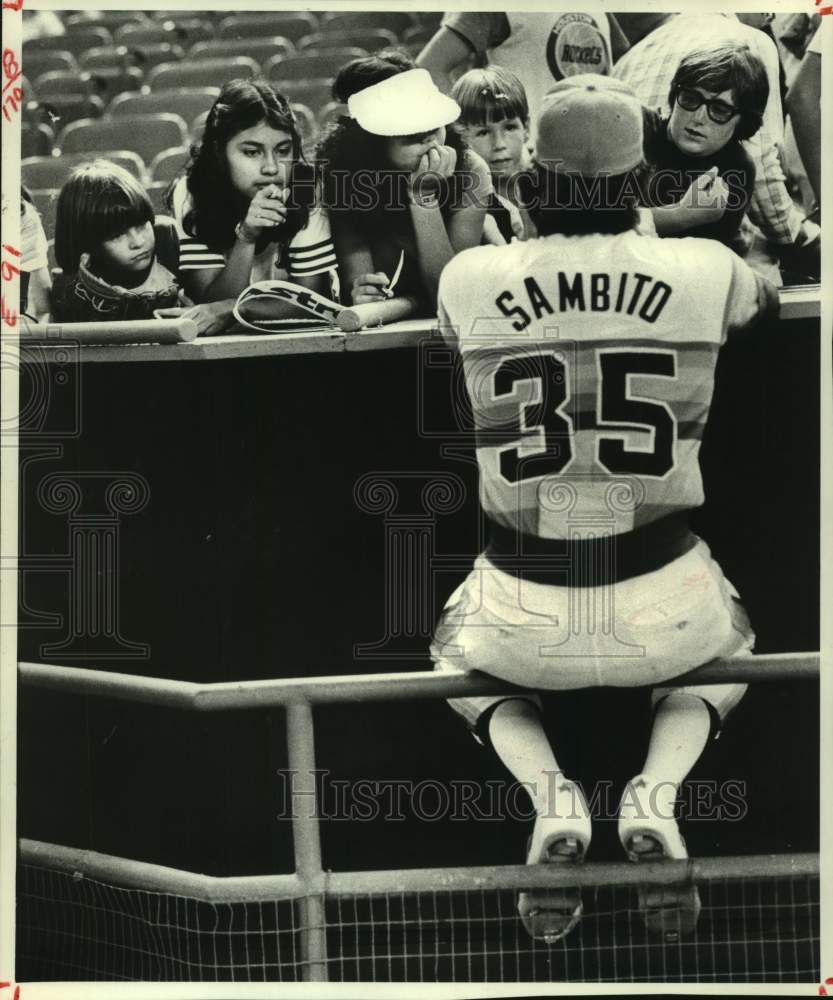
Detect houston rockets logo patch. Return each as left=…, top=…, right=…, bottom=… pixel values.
left=546, top=13, right=611, bottom=81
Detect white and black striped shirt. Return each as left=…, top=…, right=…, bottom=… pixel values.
left=171, top=177, right=338, bottom=282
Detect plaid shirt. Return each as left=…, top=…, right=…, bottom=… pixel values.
left=613, top=13, right=803, bottom=244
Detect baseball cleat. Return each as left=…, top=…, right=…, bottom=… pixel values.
left=518, top=778, right=592, bottom=944
left=618, top=773, right=701, bottom=942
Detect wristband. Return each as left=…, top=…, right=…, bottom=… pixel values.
left=409, top=190, right=440, bottom=209
left=235, top=221, right=259, bottom=245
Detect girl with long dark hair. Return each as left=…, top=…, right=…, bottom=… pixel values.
left=169, top=78, right=337, bottom=311
left=316, top=52, right=492, bottom=313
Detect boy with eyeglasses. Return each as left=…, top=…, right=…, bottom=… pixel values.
left=641, top=43, right=769, bottom=250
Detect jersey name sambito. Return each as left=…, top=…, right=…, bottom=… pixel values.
left=494, top=271, right=673, bottom=331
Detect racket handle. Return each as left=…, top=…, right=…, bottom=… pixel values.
left=337, top=296, right=419, bottom=332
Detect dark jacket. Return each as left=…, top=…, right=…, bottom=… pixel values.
left=51, top=219, right=182, bottom=322
left=641, top=109, right=756, bottom=250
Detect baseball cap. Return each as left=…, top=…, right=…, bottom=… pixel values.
left=536, top=74, right=644, bottom=175
left=347, top=68, right=461, bottom=136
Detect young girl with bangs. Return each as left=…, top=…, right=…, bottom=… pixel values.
left=316, top=51, right=493, bottom=312
left=50, top=160, right=183, bottom=323
left=168, top=77, right=337, bottom=329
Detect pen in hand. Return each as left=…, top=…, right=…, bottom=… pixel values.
left=383, top=251, right=405, bottom=299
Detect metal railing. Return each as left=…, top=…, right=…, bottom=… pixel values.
left=17, top=651, right=820, bottom=982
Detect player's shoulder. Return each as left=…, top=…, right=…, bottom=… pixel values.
left=440, top=242, right=518, bottom=290
left=630, top=230, right=736, bottom=274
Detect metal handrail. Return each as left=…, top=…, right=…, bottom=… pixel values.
left=16, top=651, right=820, bottom=711
left=17, top=649, right=820, bottom=981
left=18, top=838, right=818, bottom=903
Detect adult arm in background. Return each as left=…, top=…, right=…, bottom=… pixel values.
left=607, top=15, right=631, bottom=62
left=612, top=13, right=673, bottom=46
left=785, top=40, right=821, bottom=208
left=416, top=26, right=476, bottom=94
left=17, top=268, right=52, bottom=332
left=416, top=13, right=504, bottom=92
left=26, top=266, right=52, bottom=322
left=419, top=12, right=627, bottom=91
left=731, top=25, right=806, bottom=246
left=20, top=198, right=51, bottom=322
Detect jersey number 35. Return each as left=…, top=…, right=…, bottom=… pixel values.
left=489, top=347, right=677, bottom=482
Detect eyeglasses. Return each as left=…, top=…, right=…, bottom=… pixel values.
left=674, top=87, right=740, bottom=125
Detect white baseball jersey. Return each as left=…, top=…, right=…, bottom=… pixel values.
left=437, top=230, right=762, bottom=539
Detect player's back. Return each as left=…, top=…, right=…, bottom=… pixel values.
left=438, top=230, right=761, bottom=539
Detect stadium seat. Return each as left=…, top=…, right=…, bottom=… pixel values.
left=28, top=188, right=59, bottom=242
left=121, top=43, right=186, bottom=73
left=23, top=150, right=146, bottom=190
left=188, top=37, right=295, bottom=67
left=146, top=181, right=171, bottom=216
left=114, top=22, right=178, bottom=46
left=22, top=51, right=77, bottom=80
left=159, top=17, right=216, bottom=46
left=265, top=51, right=364, bottom=86
left=269, top=80, right=333, bottom=115
left=57, top=114, right=188, bottom=167
left=147, top=57, right=259, bottom=92
left=79, top=45, right=131, bottom=72
left=28, top=93, right=106, bottom=130
left=149, top=146, right=190, bottom=184
left=81, top=67, right=144, bottom=102
left=218, top=13, right=318, bottom=44
left=108, top=88, right=218, bottom=131
left=298, top=29, right=395, bottom=54
left=66, top=11, right=147, bottom=32
left=21, top=123, right=54, bottom=159
left=80, top=43, right=183, bottom=74
left=24, top=27, right=113, bottom=59
left=31, top=70, right=93, bottom=99
left=321, top=12, right=417, bottom=36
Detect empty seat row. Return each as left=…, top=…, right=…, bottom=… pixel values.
left=23, top=147, right=186, bottom=191
left=21, top=90, right=334, bottom=190
left=50, top=114, right=189, bottom=166
left=24, top=10, right=434, bottom=61
left=26, top=26, right=427, bottom=87
left=27, top=49, right=373, bottom=103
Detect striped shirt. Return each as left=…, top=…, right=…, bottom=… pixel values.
left=171, top=177, right=337, bottom=283
left=438, top=230, right=762, bottom=539
left=612, top=13, right=803, bottom=245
